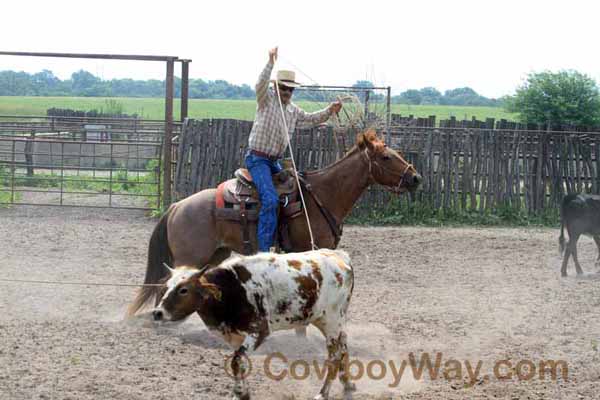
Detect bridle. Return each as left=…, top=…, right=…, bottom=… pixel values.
left=361, top=147, right=416, bottom=194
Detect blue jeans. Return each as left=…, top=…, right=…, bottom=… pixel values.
left=244, top=153, right=283, bottom=252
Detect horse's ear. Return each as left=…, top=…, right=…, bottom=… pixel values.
left=162, top=262, right=175, bottom=275
left=356, top=129, right=375, bottom=151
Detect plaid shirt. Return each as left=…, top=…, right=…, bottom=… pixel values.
left=248, top=62, right=332, bottom=158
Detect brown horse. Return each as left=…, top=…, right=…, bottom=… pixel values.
left=127, top=130, right=421, bottom=316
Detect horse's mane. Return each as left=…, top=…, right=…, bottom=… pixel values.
left=302, top=129, right=385, bottom=176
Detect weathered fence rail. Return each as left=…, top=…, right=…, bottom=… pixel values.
left=175, top=118, right=600, bottom=217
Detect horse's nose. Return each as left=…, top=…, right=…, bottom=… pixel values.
left=412, top=174, right=422, bottom=186
left=153, top=309, right=164, bottom=321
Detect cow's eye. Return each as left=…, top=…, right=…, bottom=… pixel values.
left=178, top=287, right=189, bottom=296
left=382, top=154, right=391, bottom=161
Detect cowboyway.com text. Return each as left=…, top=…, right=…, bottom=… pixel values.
left=225, top=352, right=569, bottom=387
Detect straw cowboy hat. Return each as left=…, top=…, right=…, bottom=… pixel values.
left=271, top=70, right=302, bottom=88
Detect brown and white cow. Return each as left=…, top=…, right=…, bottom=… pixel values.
left=152, top=248, right=355, bottom=400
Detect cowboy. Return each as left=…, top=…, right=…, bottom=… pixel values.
left=246, top=47, right=342, bottom=252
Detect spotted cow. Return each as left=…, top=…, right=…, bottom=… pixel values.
left=152, top=248, right=355, bottom=400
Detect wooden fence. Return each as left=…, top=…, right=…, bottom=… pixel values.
left=175, top=118, right=600, bottom=216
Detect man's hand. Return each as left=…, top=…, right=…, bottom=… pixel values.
left=269, top=47, right=278, bottom=64
left=329, top=101, right=342, bottom=115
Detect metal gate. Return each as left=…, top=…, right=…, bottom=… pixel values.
left=0, top=115, right=178, bottom=210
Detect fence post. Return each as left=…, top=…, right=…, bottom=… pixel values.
left=25, top=131, right=35, bottom=177
left=163, top=59, right=175, bottom=207
left=385, top=86, right=391, bottom=143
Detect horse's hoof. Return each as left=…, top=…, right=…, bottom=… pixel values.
left=561, top=272, right=567, bottom=277
left=233, top=390, right=250, bottom=400
left=313, top=395, right=327, bottom=400
left=344, top=382, right=357, bottom=392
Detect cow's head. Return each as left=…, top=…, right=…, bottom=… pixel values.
left=152, top=264, right=218, bottom=323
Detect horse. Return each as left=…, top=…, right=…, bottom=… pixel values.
left=127, top=129, right=421, bottom=316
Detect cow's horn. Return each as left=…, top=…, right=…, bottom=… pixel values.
left=162, top=262, right=175, bottom=274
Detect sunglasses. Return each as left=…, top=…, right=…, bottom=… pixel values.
left=277, top=85, right=295, bottom=93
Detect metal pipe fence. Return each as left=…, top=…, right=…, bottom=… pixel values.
left=0, top=116, right=174, bottom=210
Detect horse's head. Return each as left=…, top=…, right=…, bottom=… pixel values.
left=356, top=130, right=422, bottom=193
left=152, top=264, right=216, bottom=323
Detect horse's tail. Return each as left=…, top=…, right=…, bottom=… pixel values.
left=126, top=206, right=173, bottom=317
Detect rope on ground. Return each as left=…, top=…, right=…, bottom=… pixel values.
left=0, top=278, right=163, bottom=287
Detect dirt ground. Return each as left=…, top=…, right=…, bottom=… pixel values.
left=1, top=205, right=599, bottom=400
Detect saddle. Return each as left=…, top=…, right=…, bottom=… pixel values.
left=218, top=168, right=298, bottom=207
left=214, top=168, right=304, bottom=254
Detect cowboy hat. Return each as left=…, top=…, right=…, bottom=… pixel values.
left=271, top=70, right=301, bottom=88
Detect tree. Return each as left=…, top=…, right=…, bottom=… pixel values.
left=505, top=70, right=600, bottom=126
left=418, top=87, right=442, bottom=104
left=351, top=80, right=376, bottom=101
left=442, top=87, right=479, bottom=106
left=71, top=70, right=102, bottom=96
left=396, top=89, right=422, bottom=105
left=32, top=70, right=60, bottom=95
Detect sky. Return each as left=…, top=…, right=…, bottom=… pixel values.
left=0, top=0, right=598, bottom=98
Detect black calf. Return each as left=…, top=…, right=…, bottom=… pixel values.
left=559, top=193, right=600, bottom=276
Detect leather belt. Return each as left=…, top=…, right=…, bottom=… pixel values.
left=249, top=149, right=280, bottom=162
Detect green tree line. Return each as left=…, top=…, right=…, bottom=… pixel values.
left=392, top=86, right=503, bottom=106
left=0, top=69, right=502, bottom=106
left=0, top=69, right=254, bottom=99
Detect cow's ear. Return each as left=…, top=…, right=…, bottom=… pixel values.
left=197, top=275, right=222, bottom=301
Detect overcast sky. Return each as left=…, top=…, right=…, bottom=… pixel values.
left=0, top=0, right=597, bottom=98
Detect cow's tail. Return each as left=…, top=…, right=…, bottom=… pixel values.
left=333, top=249, right=354, bottom=294
left=333, top=249, right=352, bottom=267
left=126, top=206, right=173, bottom=318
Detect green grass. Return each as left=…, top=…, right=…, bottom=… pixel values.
left=0, top=160, right=160, bottom=209
left=0, top=96, right=518, bottom=122
left=348, top=198, right=560, bottom=228
left=0, top=163, right=19, bottom=205
left=0, top=190, right=11, bottom=205
left=9, top=171, right=155, bottom=194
